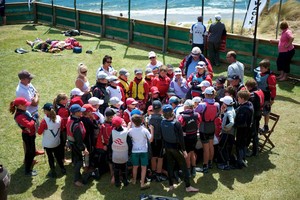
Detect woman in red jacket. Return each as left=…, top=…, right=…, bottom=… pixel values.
left=9, top=97, right=37, bottom=176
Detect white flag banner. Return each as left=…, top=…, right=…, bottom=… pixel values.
left=243, top=0, right=267, bottom=29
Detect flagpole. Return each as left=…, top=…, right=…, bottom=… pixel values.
left=163, top=0, right=168, bottom=53
left=275, top=0, right=283, bottom=39
left=231, top=0, right=236, bottom=33
left=251, top=0, right=260, bottom=70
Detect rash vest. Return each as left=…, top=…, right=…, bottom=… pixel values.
left=66, top=117, right=86, bottom=142
left=42, top=116, right=61, bottom=148
left=111, top=128, right=129, bottom=164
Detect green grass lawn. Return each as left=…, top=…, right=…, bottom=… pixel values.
left=0, top=24, right=300, bottom=200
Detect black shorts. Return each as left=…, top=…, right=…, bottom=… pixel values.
left=277, top=49, right=295, bottom=73
left=184, top=134, right=197, bottom=153
left=151, top=139, right=163, bottom=158
left=199, top=132, right=214, bottom=144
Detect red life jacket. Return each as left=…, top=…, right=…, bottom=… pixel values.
left=202, top=102, right=219, bottom=122
left=95, top=122, right=113, bottom=149
left=66, top=117, right=86, bottom=142
left=254, top=89, right=265, bottom=110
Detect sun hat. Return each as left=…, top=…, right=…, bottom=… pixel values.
left=134, top=69, right=143, bottom=75
left=105, top=107, right=116, bottom=117
left=198, top=80, right=211, bottom=87
left=192, top=96, right=202, bottom=103
left=174, top=68, right=182, bottom=75
left=107, top=75, right=120, bottom=83
left=130, top=109, right=142, bottom=116
left=215, top=14, right=222, bottom=21
left=169, top=96, right=179, bottom=104
left=191, top=47, right=201, bottom=55
left=148, top=51, right=156, bottom=58
left=150, top=86, right=160, bottom=94
left=88, top=97, right=104, bottom=105
left=97, top=71, right=108, bottom=79
left=119, top=68, right=130, bottom=77
left=162, top=104, right=173, bottom=113
left=196, top=61, right=206, bottom=69
left=184, top=99, right=194, bottom=107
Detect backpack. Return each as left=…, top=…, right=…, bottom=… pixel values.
left=202, top=102, right=218, bottom=122
left=161, top=119, right=177, bottom=144
left=181, top=112, right=198, bottom=135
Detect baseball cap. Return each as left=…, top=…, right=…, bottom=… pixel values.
left=196, top=61, right=206, bottom=69
left=112, top=116, right=123, bottom=127
left=192, top=96, right=202, bottom=103
left=110, top=97, right=123, bottom=105
left=215, top=14, right=222, bottom=21
left=162, top=104, right=173, bottom=113
left=18, top=70, right=34, bottom=80
left=220, top=96, right=234, bottom=106
left=82, top=104, right=96, bottom=112
left=184, top=99, right=194, bottom=107
left=198, top=80, right=211, bottom=87
left=130, top=109, right=142, bottom=116
left=126, top=98, right=138, bottom=105
left=169, top=96, right=179, bottom=104
left=227, top=74, right=240, bottom=81
left=167, top=88, right=176, bottom=96
left=134, top=69, right=143, bottom=75
left=105, top=107, right=116, bottom=117
left=150, top=86, right=160, bottom=94
left=107, top=75, right=120, bottom=83
left=174, top=68, right=182, bottom=75
left=203, top=86, right=215, bottom=95
left=119, top=68, right=130, bottom=77
left=148, top=51, right=156, bottom=58
left=71, top=88, right=84, bottom=96
left=69, top=104, right=86, bottom=113
left=97, top=71, right=108, bottom=79
left=145, top=68, right=154, bottom=77
left=152, top=100, right=162, bottom=110
left=13, top=97, right=31, bottom=106
left=88, top=97, right=104, bottom=105
left=42, top=103, right=54, bottom=111
left=216, top=75, right=227, bottom=84
left=191, top=47, right=201, bottom=56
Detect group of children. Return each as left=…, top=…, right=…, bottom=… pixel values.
left=10, top=50, right=276, bottom=193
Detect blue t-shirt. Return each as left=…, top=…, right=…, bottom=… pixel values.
left=186, top=59, right=198, bottom=78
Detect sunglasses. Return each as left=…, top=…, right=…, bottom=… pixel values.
left=81, top=71, right=87, bottom=73
left=149, top=57, right=156, bottom=59
left=106, top=61, right=112, bottom=63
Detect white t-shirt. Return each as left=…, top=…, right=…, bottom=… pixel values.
left=146, top=61, right=163, bottom=70
left=16, top=82, right=38, bottom=115
left=190, top=22, right=207, bottom=44
left=128, top=126, right=151, bottom=153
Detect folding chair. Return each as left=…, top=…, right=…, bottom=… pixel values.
left=259, top=113, right=280, bottom=152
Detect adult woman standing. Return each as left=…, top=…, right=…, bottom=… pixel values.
left=9, top=97, right=37, bottom=176
left=270, top=21, right=295, bottom=81
left=75, top=63, right=91, bottom=103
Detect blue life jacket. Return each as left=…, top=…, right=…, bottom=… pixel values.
left=161, top=119, right=177, bottom=143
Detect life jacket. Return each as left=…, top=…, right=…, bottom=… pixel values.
left=149, top=114, right=163, bottom=140
left=181, top=110, right=198, bottom=135
left=66, top=117, right=86, bottom=143
left=14, top=110, right=36, bottom=134
left=119, top=78, right=130, bottom=98
left=255, top=72, right=269, bottom=92
left=107, top=85, right=123, bottom=101
left=254, top=89, right=265, bottom=111
left=161, top=119, right=177, bottom=144
left=91, top=83, right=110, bottom=103
left=131, top=79, right=145, bottom=100
left=192, top=73, right=206, bottom=85
left=111, top=128, right=129, bottom=164
left=202, top=102, right=219, bottom=122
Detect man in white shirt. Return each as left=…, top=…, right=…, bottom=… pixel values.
left=189, top=16, right=207, bottom=53
left=226, top=51, right=244, bottom=84
left=146, top=51, right=163, bottom=70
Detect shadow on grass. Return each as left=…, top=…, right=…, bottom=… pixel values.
left=43, top=27, right=63, bottom=35
left=196, top=173, right=218, bottom=194
left=276, top=94, right=300, bottom=105
left=32, top=178, right=59, bottom=198
left=21, top=25, right=37, bottom=31
left=8, top=165, right=33, bottom=195
left=218, top=151, right=276, bottom=189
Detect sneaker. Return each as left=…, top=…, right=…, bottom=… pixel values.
left=260, top=125, right=269, bottom=134
left=186, top=186, right=199, bottom=192
left=92, top=168, right=100, bottom=180
left=35, top=150, right=45, bottom=156
left=25, top=170, right=38, bottom=176
left=159, top=174, right=167, bottom=181
left=196, top=166, right=208, bottom=174
left=191, top=167, right=196, bottom=177
left=242, top=160, right=248, bottom=168
left=140, top=183, right=150, bottom=190
left=217, top=163, right=231, bottom=170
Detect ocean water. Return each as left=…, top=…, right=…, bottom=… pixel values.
left=10, top=0, right=282, bottom=24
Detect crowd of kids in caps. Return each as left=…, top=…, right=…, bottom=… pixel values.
left=10, top=41, right=277, bottom=192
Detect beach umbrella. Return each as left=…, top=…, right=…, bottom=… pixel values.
left=163, top=0, right=168, bottom=53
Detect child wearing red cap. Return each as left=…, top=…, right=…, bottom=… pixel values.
left=123, top=98, right=138, bottom=125
left=38, top=103, right=66, bottom=178
left=108, top=116, right=132, bottom=187
left=10, top=97, right=37, bottom=176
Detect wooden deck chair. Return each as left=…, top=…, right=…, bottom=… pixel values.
left=259, top=113, right=280, bottom=152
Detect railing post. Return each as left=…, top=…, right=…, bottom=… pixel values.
left=33, top=2, right=37, bottom=24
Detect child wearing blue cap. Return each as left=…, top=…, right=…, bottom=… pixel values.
left=161, top=104, right=199, bottom=192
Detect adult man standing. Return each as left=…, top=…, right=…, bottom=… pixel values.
left=189, top=16, right=207, bottom=53
left=146, top=51, right=163, bottom=70
left=16, top=70, right=44, bottom=155
left=226, top=51, right=245, bottom=84
left=208, top=15, right=226, bottom=67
